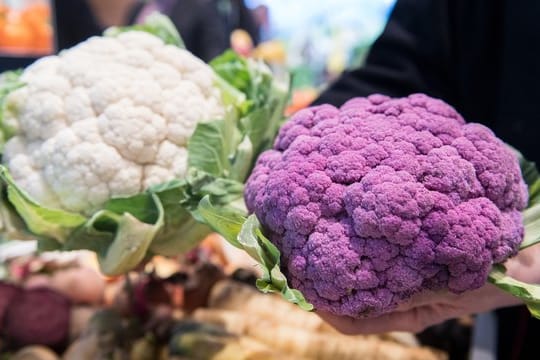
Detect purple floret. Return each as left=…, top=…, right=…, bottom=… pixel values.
left=245, top=94, right=528, bottom=318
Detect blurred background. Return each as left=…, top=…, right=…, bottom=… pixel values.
left=0, top=0, right=395, bottom=107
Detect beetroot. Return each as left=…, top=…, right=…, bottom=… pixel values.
left=0, top=281, right=22, bottom=328
left=3, top=287, right=71, bottom=350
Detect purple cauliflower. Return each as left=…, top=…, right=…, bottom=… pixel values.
left=244, top=94, right=528, bottom=318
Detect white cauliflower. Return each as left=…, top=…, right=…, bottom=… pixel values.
left=0, top=15, right=288, bottom=275
left=2, top=31, right=225, bottom=214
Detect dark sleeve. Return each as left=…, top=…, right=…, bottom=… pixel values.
left=196, top=1, right=229, bottom=61
left=314, top=0, right=454, bottom=106
left=172, top=0, right=228, bottom=62
left=54, top=0, right=104, bottom=50
left=236, top=0, right=260, bottom=45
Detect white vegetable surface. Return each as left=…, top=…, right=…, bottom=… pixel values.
left=3, top=31, right=224, bottom=215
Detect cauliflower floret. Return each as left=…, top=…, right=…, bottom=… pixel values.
left=143, top=141, right=188, bottom=188
left=245, top=94, right=528, bottom=318
left=98, top=99, right=167, bottom=163
left=2, top=31, right=225, bottom=214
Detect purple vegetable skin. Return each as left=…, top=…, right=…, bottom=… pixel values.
left=0, top=281, right=22, bottom=328
left=245, top=94, right=528, bottom=318
left=4, top=287, right=71, bottom=350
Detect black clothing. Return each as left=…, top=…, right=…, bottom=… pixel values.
left=0, top=0, right=102, bottom=71
left=316, top=0, right=540, bottom=165
left=128, top=0, right=228, bottom=62
left=54, top=0, right=103, bottom=50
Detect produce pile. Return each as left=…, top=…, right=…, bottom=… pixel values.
left=0, top=243, right=447, bottom=359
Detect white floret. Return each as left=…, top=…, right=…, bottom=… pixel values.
left=3, top=138, right=62, bottom=209
left=39, top=123, right=142, bottom=214
left=16, top=91, right=67, bottom=141
left=115, top=31, right=163, bottom=52
left=64, top=87, right=95, bottom=123
left=162, top=81, right=222, bottom=146
left=2, top=30, right=225, bottom=214
left=149, top=63, right=183, bottom=89
left=98, top=99, right=167, bottom=163
left=143, top=141, right=188, bottom=188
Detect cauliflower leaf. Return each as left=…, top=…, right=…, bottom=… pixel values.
left=196, top=196, right=313, bottom=311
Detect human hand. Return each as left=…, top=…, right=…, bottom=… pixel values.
left=318, top=245, right=540, bottom=334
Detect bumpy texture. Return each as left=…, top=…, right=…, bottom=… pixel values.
left=245, top=94, right=528, bottom=318
left=2, top=31, right=224, bottom=214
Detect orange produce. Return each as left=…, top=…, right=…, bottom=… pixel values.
left=0, top=3, right=53, bottom=53
left=0, top=21, right=34, bottom=49
left=21, top=3, right=50, bottom=27
left=0, top=4, right=9, bottom=35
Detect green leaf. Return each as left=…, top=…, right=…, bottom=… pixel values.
left=195, top=196, right=245, bottom=247
left=0, top=189, right=34, bottom=241
left=187, top=116, right=242, bottom=178
left=105, top=192, right=159, bottom=224
left=213, top=75, right=247, bottom=111
left=193, top=50, right=289, bottom=184
left=517, top=150, right=540, bottom=206
left=98, top=207, right=163, bottom=276
left=0, top=165, right=86, bottom=243
left=64, top=193, right=165, bottom=276
left=514, top=149, right=540, bottom=249
left=0, top=70, right=24, bottom=149
left=488, top=265, right=540, bottom=318
left=0, top=163, right=244, bottom=274
left=196, top=197, right=313, bottom=311
left=105, top=12, right=185, bottom=48
left=210, top=51, right=253, bottom=96
left=521, top=203, right=540, bottom=249
left=148, top=179, right=212, bottom=256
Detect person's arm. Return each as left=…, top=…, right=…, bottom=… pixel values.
left=315, top=0, right=455, bottom=107
left=192, top=0, right=229, bottom=62
left=318, top=244, right=540, bottom=334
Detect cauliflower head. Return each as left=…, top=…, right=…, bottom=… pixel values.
left=2, top=31, right=225, bottom=214
left=245, top=94, right=528, bottom=317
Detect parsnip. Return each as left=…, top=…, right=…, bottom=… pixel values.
left=208, top=280, right=333, bottom=332
left=11, top=346, right=59, bottom=360
left=193, top=309, right=446, bottom=360
left=169, top=321, right=299, bottom=360
left=247, top=323, right=446, bottom=360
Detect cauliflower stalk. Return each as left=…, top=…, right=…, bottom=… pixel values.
left=0, top=14, right=289, bottom=275
left=199, top=94, right=540, bottom=318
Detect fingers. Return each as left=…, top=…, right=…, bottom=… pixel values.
left=317, top=303, right=458, bottom=335
left=317, top=309, right=431, bottom=335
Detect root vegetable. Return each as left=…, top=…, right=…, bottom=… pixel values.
left=11, top=346, right=59, bottom=360
left=0, top=281, right=21, bottom=327
left=193, top=309, right=444, bottom=360
left=4, top=288, right=71, bottom=350
left=208, top=280, right=333, bottom=332
left=25, top=267, right=105, bottom=305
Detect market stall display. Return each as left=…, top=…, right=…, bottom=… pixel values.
left=0, top=244, right=448, bottom=359
left=0, top=8, right=539, bottom=360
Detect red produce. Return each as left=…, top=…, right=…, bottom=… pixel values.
left=3, top=287, right=71, bottom=351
